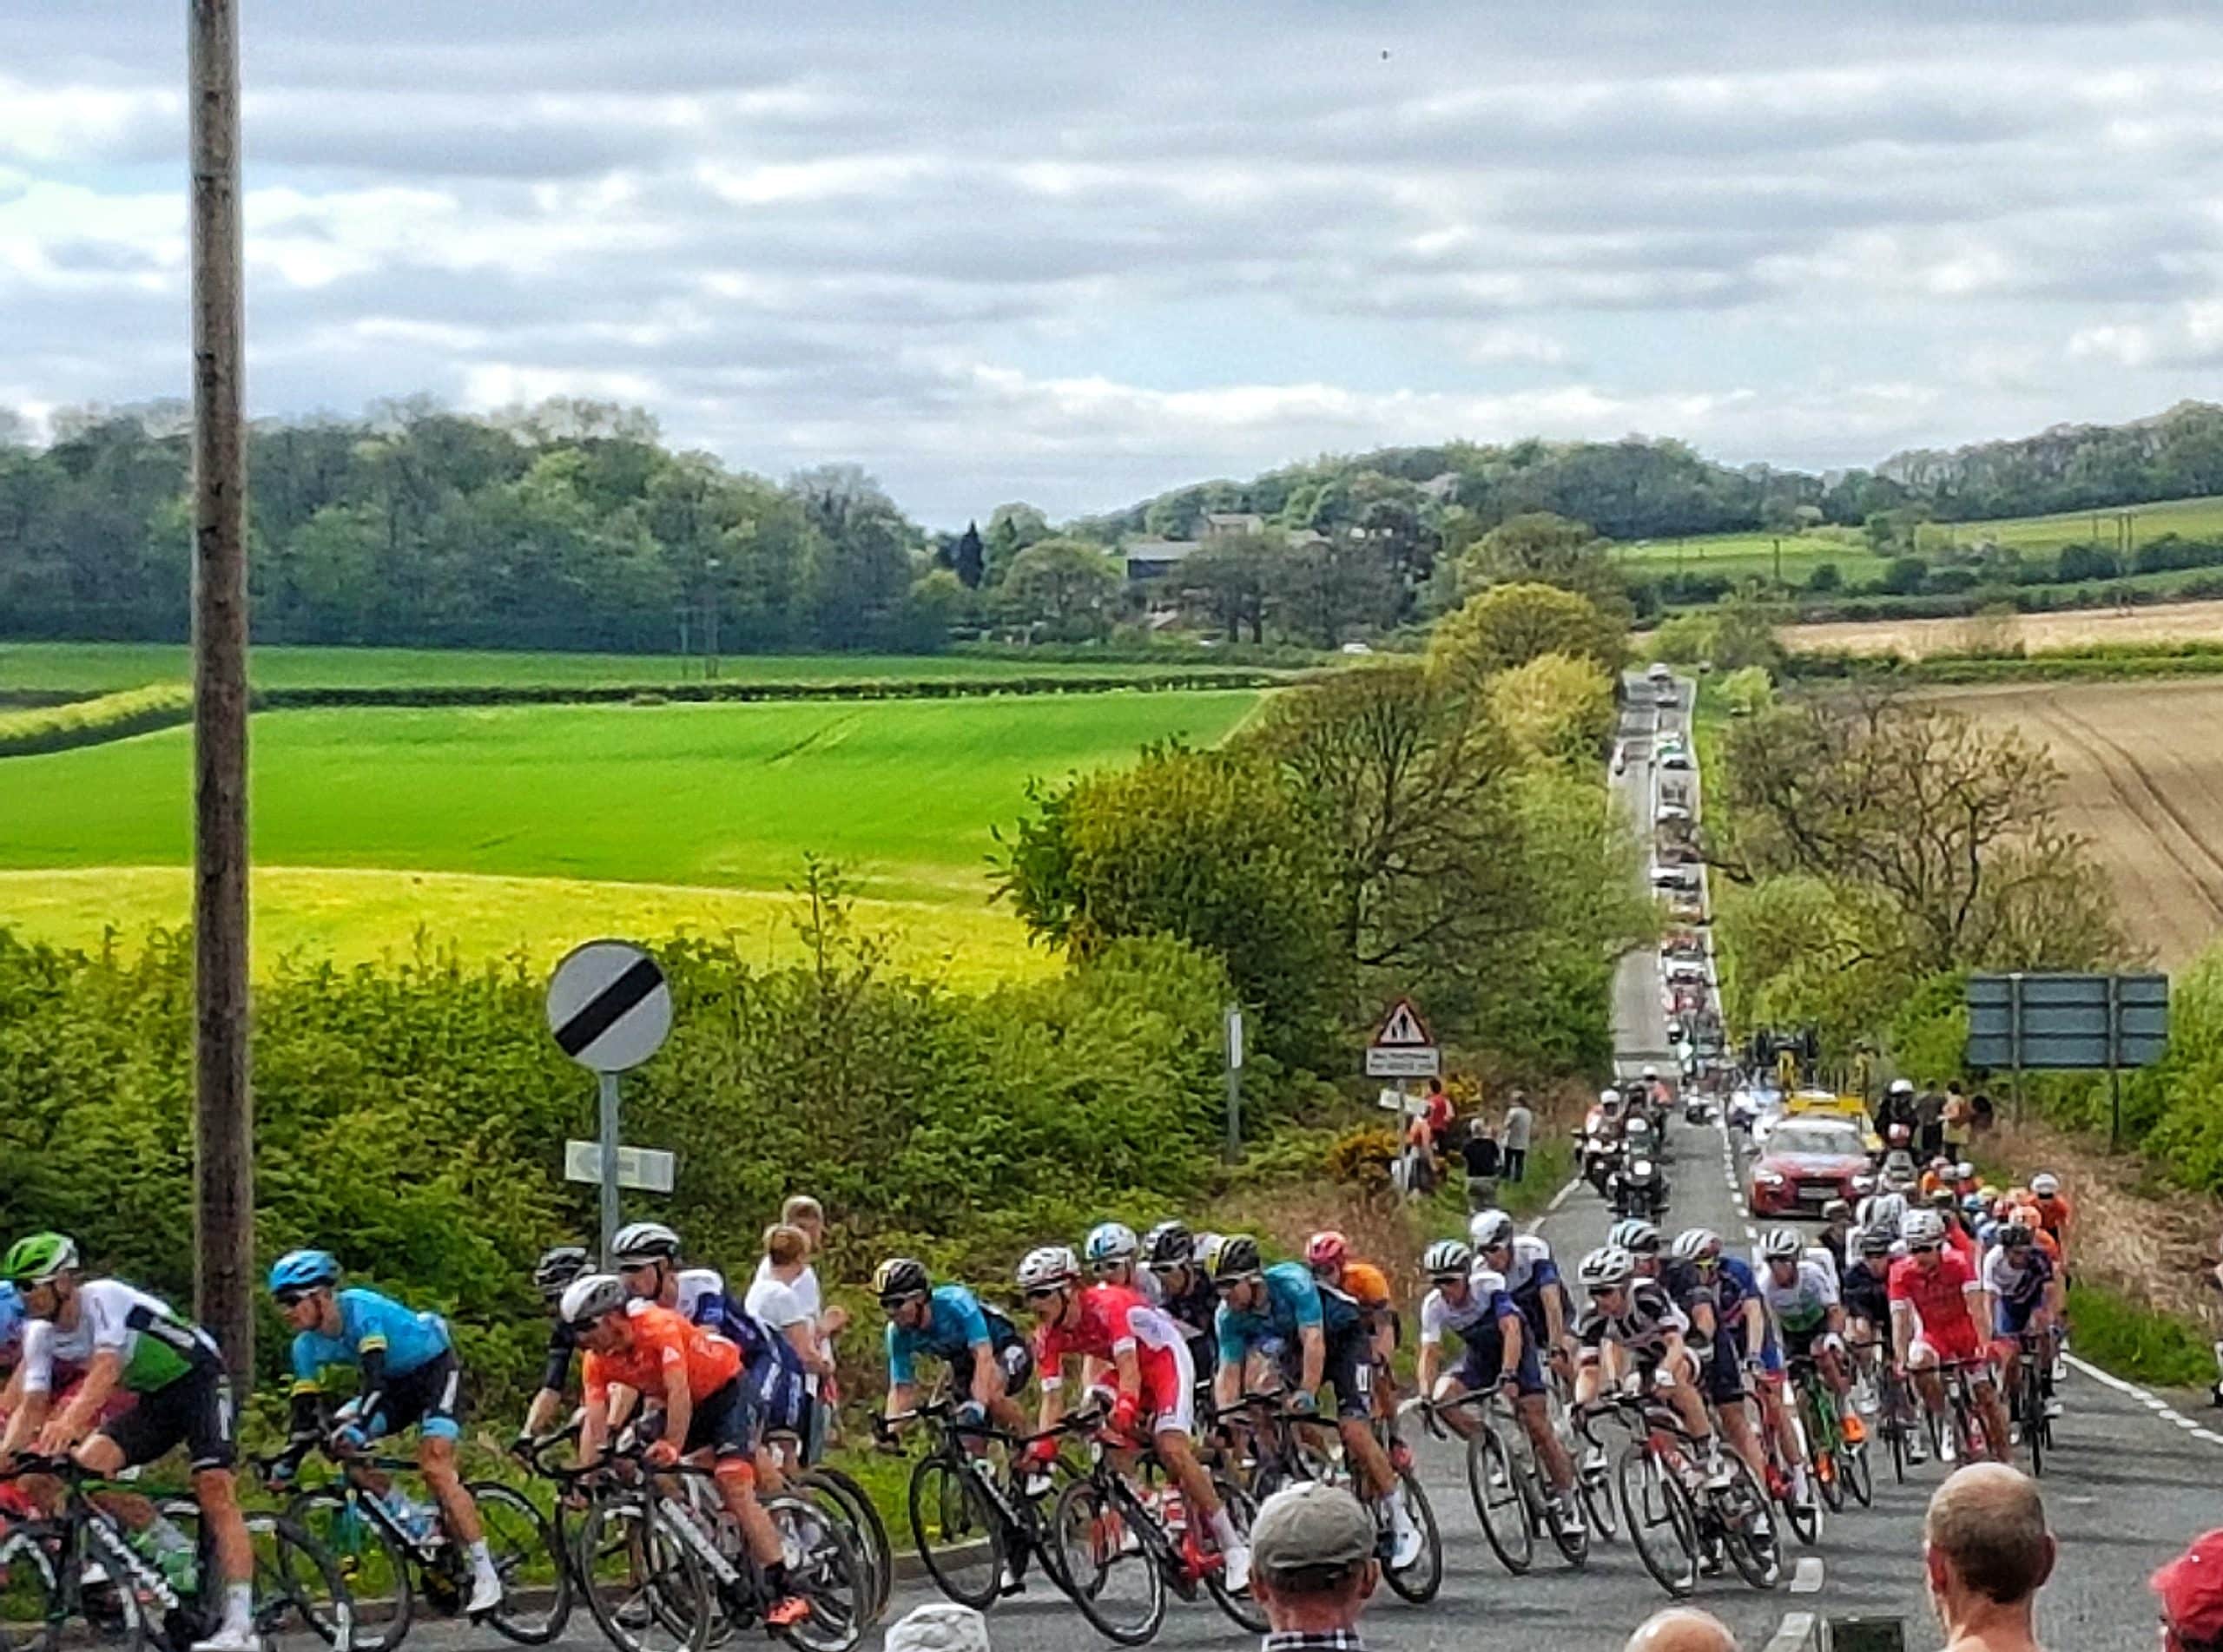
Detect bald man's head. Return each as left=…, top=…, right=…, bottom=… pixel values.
left=1926, top=1464, right=2054, bottom=1605
left=1625, top=1606, right=1738, bottom=1652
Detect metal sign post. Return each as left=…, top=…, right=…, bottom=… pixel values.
left=546, top=941, right=676, bottom=1258
left=1224, top=1006, right=1244, bottom=1164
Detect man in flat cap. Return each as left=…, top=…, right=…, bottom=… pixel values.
left=1247, top=1481, right=1378, bottom=1652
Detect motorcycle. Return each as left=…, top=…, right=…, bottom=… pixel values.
left=1579, top=1129, right=1622, bottom=1197
left=1684, top=1094, right=1712, bottom=1125
left=1609, top=1155, right=1668, bottom=1221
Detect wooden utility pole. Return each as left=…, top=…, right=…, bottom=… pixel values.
left=188, top=0, right=254, bottom=1379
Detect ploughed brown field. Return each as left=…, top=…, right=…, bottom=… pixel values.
left=1930, top=678, right=2223, bottom=969
left=1780, top=598, right=2223, bottom=658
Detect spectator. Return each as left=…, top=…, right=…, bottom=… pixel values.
left=1625, top=1608, right=1737, bottom=1652
left=1459, top=1122, right=1501, bottom=1214
left=1248, top=1481, right=1378, bottom=1652
left=1973, top=1091, right=1996, bottom=1135
left=1422, top=1077, right=1455, bottom=1153
left=747, top=1222, right=835, bottom=1409
left=2154, top=1526, right=2223, bottom=1652
left=1924, top=1463, right=2054, bottom=1652
left=1943, top=1083, right=1974, bottom=1157
left=1399, top=1107, right=1438, bottom=1198
left=1917, top=1083, right=1947, bottom=1160
left=1502, top=1092, right=1534, bottom=1184
left=885, top=1603, right=990, bottom=1652
left=755, top=1194, right=848, bottom=1347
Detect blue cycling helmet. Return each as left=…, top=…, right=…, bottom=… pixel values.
left=0, top=1283, right=21, bottom=1349
left=268, top=1249, right=341, bottom=1293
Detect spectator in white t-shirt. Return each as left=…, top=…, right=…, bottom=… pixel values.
left=747, top=1225, right=835, bottom=1389
left=752, top=1195, right=848, bottom=1350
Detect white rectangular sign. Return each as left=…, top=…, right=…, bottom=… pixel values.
left=1365, top=1046, right=1441, bottom=1078
left=564, top=1139, right=676, bottom=1194
left=1227, top=1007, right=1244, bottom=1071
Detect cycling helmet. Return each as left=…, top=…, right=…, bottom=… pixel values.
left=1608, top=1218, right=1661, bottom=1255
left=1422, top=1240, right=1474, bottom=1280
left=1960, top=1192, right=1988, bottom=1216
left=1901, top=1209, right=1948, bottom=1247
left=0, top=1284, right=22, bottom=1350
left=2, top=1233, right=78, bottom=1286
left=1578, top=1247, right=1636, bottom=1291
left=1890, top=1078, right=1914, bottom=1096
left=1998, top=1222, right=2035, bottom=1250
left=1211, top=1234, right=1264, bottom=1283
left=534, top=1245, right=591, bottom=1300
left=1758, top=1228, right=1802, bottom=1262
left=610, top=1221, right=683, bottom=1266
left=267, top=1249, right=341, bottom=1293
left=1599, top=1087, right=1622, bottom=1109
left=2031, top=1172, right=2061, bottom=1199
left=1142, top=1221, right=1193, bottom=1268
left=1084, top=1222, right=1138, bottom=1268
left=1671, top=1227, right=1721, bottom=1264
left=1954, top=1162, right=1976, bottom=1182
left=558, top=1274, right=630, bottom=1327
left=1017, top=1245, right=1080, bottom=1292
left=1468, top=1209, right=1515, bottom=1252
left=1304, top=1231, right=1350, bottom=1270
left=874, top=1257, right=932, bottom=1302
left=1820, top=1199, right=1851, bottom=1223
left=1857, top=1228, right=1894, bottom=1258
left=1859, top=1192, right=1908, bottom=1234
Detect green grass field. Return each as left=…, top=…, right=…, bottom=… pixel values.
left=0, top=692, right=1259, bottom=905
left=0, top=642, right=1262, bottom=694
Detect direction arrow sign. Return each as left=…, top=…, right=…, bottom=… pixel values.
left=564, top=1140, right=676, bottom=1195
left=546, top=940, right=673, bottom=1074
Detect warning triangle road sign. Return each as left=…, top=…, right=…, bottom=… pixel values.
left=1371, top=997, right=1435, bottom=1050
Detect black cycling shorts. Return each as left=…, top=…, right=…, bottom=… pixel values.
left=1280, top=1325, right=1372, bottom=1421
left=360, top=1352, right=465, bottom=1443
left=682, top=1377, right=755, bottom=1464
left=952, top=1339, right=1034, bottom=1399
left=102, top=1365, right=236, bottom=1473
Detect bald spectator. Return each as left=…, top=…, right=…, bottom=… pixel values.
left=1925, top=1464, right=2055, bottom=1652
left=1248, top=1481, right=1378, bottom=1652
left=2154, top=1527, right=2223, bottom=1652
left=1625, top=1608, right=1738, bottom=1652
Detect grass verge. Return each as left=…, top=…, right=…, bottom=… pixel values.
left=2066, top=1280, right=2215, bottom=1391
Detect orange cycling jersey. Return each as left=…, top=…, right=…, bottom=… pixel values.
left=583, top=1305, right=742, bottom=1407
left=1339, top=1262, right=1393, bottom=1313
left=2032, top=1195, right=2073, bottom=1242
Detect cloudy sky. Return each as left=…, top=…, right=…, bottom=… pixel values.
left=5, top=3, right=2223, bottom=523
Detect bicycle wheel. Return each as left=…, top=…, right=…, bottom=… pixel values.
left=1716, top=1457, right=1780, bottom=1592
left=0, top=1520, right=66, bottom=1652
left=1841, top=1441, right=1874, bottom=1508
left=1381, top=1470, right=1441, bottom=1604
left=286, top=1489, right=405, bottom=1651
left=1201, top=1475, right=1265, bottom=1636
left=2022, top=1365, right=2048, bottom=1477
left=1614, top=1445, right=1697, bottom=1599
left=577, top=1497, right=716, bottom=1652
left=464, top=1481, right=570, bottom=1645
left=1048, top=1478, right=1164, bottom=1647
left=249, top=1511, right=360, bottom=1652
left=797, top=1470, right=890, bottom=1627
left=764, top=1494, right=863, bottom=1652
left=1464, top=1425, right=1533, bottom=1575
left=906, top=1458, right=1005, bottom=1612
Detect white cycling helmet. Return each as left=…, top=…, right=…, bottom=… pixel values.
left=1084, top=1222, right=1139, bottom=1267
left=610, top=1221, right=682, bottom=1266
left=1422, top=1240, right=1474, bottom=1280
left=1671, top=1227, right=1720, bottom=1263
left=1608, top=1218, right=1661, bottom=1256
left=1468, top=1209, right=1515, bottom=1252
left=2030, top=1172, right=2061, bottom=1199
left=1901, top=1209, right=1948, bottom=1247
left=559, top=1274, right=629, bottom=1327
left=1758, top=1228, right=1803, bottom=1262
left=1578, top=1247, right=1636, bottom=1291
left=1017, top=1246, right=1080, bottom=1293
left=1889, top=1078, right=1915, bottom=1096
left=1642, top=1064, right=1659, bottom=1080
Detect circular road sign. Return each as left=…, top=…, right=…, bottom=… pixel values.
left=545, top=940, right=673, bottom=1074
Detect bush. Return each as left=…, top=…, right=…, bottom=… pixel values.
left=1325, top=1126, right=1401, bottom=1193
left=1881, top=556, right=1929, bottom=596
left=1804, top=563, right=1841, bottom=593
left=0, top=682, right=194, bottom=756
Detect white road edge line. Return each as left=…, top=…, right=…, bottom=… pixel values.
left=2064, top=1352, right=2223, bottom=1451
left=1790, top=1556, right=1825, bottom=1594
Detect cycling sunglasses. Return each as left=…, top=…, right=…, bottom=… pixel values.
left=274, top=1287, right=320, bottom=1309
left=1023, top=1286, right=1064, bottom=1303
left=1908, top=1242, right=1943, bottom=1255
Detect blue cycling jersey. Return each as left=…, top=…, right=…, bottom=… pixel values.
left=886, top=1285, right=1019, bottom=1386
left=1215, top=1261, right=1359, bottom=1366
left=664, top=1267, right=801, bottom=1377
left=289, top=1287, right=450, bottom=1392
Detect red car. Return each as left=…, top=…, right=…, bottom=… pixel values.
left=1748, top=1117, right=1872, bottom=1218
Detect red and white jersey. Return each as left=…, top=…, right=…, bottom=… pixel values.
left=1035, top=1283, right=1186, bottom=1391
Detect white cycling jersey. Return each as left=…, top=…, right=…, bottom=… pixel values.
left=1758, top=1258, right=1838, bottom=1338
left=1495, top=1234, right=1557, bottom=1296
left=1419, top=1267, right=1514, bottom=1346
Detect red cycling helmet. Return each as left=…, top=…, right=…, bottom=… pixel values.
left=1305, top=1230, right=1350, bottom=1270
left=2154, top=1528, right=2223, bottom=1652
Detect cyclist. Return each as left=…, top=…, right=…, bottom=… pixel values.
left=0, top=1234, right=259, bottom=1652
left=1303, top=1232, right=1398, bottom=1413
left=563, top=1274, right=811, bottom=1629
left=1666, top=1228, right=1810, bottom=1513
left=1984, top=1223, right=2063, bottom=1422
left=1016, top=1247, right=1251, bottom=1590
left=1415, top=1241, right=1580, bottom=1530
left=1470, top=1209, right=1573, bottom=1370
left=1840, top=1228, right=1895, bottom=1373
left=1084, top=1222, right=1164, bottom=1306
left=521, top=1244, right=592, bottom=1442
left=2028, top=1174, right=2074, bottom=1263
left=1209, top=1235, right=1422, bottom=1568
left=1142, top=1221, right=1220, bottom=1390
left=1570, top=1247, right=1743, bottom=1497
left=1814, top=1200, right=1856, bottom=1280
left=610, top=1223, right=809, bottom=1463
left=265, top=1249, right=504, bottom=1615
left=876, top=1258, right=1034, bottom=1438
left=1889, top=1209, right=2009, bottom=1464
left=1756, top=1229, right=1863, bottom=1445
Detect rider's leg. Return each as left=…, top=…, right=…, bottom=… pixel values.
left=1517, top=1392, right=1575, bottom=1492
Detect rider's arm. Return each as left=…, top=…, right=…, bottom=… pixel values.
left=577, top=1364, right=611, bottom=1467
left=1297, top=1323, right=1325, bottom=1397
left=47, top=1348, right=123, bottom=1446
left=1415, top=1296, right=1444, bottom=1393
left=1497, top=1310, right=1527, bottom=1383
left=1212, top=1302, right=1247, bottom=1409
left=659, top=1353, right=696, bottom=1451
left=1037, top=1350, right=1067, bottom=1432
left=884, top=1320, right=917, bottom=1418
left=1889, top=1299, right=1914, bottom=1366
left=1738, top=1297, right=1765, bottom=1362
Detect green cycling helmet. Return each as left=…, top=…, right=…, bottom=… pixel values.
left=3, top=1233, right=79, bottom=1286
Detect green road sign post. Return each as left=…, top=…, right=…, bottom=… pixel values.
left=1965, top=972, right=2168, bottom=1149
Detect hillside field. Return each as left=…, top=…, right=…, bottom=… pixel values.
left=1781, top=599, right=2223, bottom=657
left=0, top=641, right=1271, bottom=694
left=0, top=690, right=1261, bottom=971
left=1930, top=677, right=2223, bottom=970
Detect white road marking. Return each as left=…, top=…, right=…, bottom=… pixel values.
left=1547, top=1178, right=1580, bottom=1213
left=1790, top=1557, right=1826, bottom=1594
left=2064, top=1352, right=2223, bottom=1451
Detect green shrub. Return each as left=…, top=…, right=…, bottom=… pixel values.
left=1325, top=1126, right=1400, bottom=1192
left=0, top=682, right=193, bottom=756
